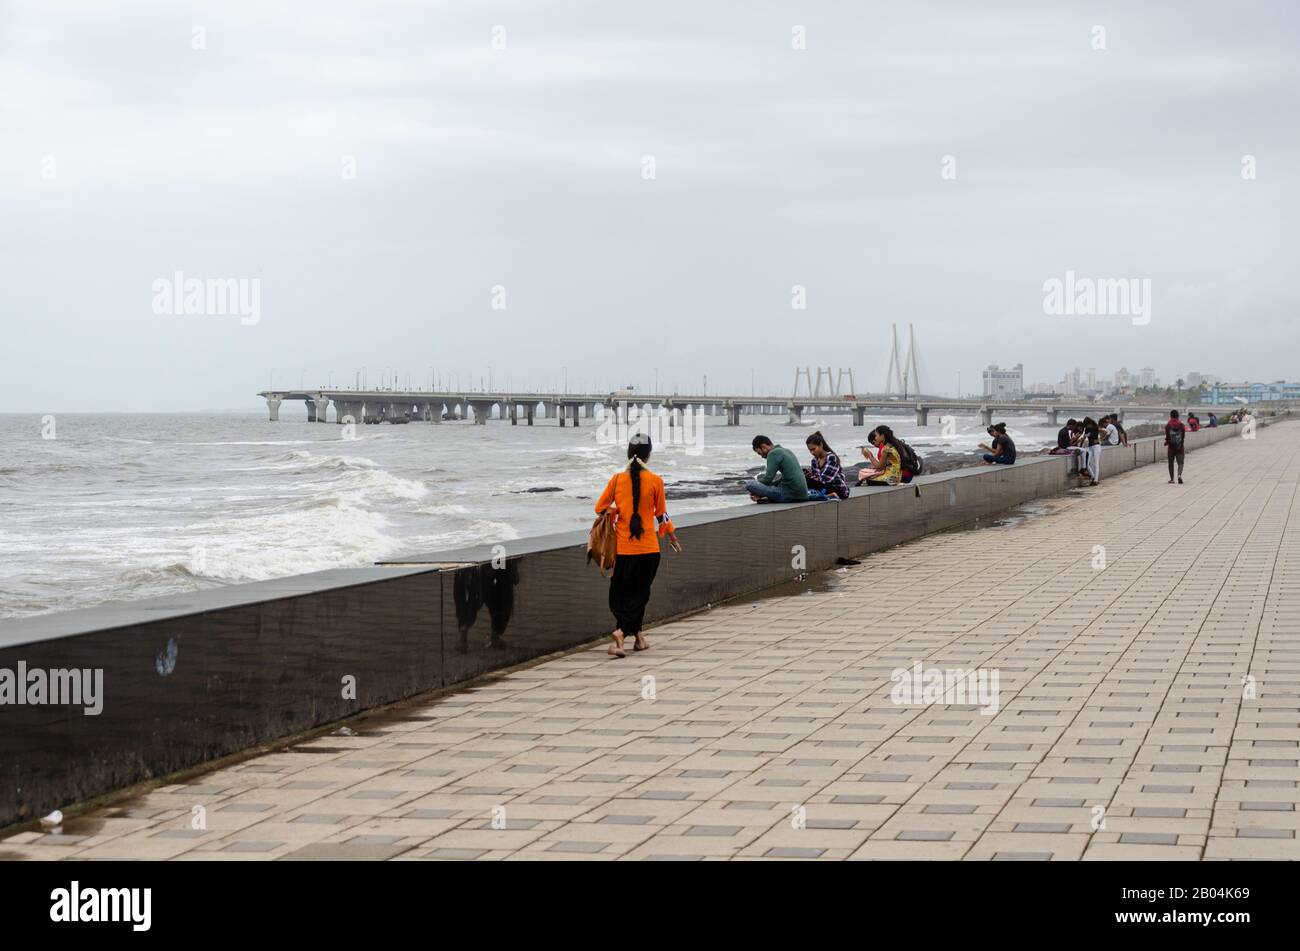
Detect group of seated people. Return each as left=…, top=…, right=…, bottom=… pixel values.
left=1048, top=415, right=1128, bottom=453
left=744, top=427, right=920, bottom=503
left=742, top=408, right=1242, bottom=506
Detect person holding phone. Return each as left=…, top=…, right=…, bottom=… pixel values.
left=978, top=422, right=1016, bottom=465
left=859, top=427, right=904, bottom=486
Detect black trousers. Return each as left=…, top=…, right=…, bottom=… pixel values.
left=1168, top=447, right=1185, bottom=478
left=608, top=552, right=661, bottom=637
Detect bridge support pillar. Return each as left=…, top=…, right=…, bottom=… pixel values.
left=525, top=404, right=535, bottom=426
left=313, top=397, right=330, bottom=423
left=509, top=403, right=518, bottom=425
left=265, top=397, right=282, bottom=421
left=853, top=406, right=865, bottom=426
left=1046, top=409, right=1058, bottom=427
left=980, top=407, right=994, bottom=428
left=786, top=403, right=803, bottom=426
left=569, top=403, right=580, bottom=427
left=915, top=407, right=929, bottom=426
left=469, top=400, right=493, bottom=425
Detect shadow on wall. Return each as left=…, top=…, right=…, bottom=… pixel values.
left=453, top=562, right=520, bottom=653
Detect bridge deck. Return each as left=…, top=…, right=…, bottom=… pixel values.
left=5, top=423, right=1297, bottom=861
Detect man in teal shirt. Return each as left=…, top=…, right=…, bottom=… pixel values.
left=746, top=436, right=810, bottom=502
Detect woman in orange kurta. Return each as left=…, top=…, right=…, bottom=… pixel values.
left=594, top=434, right=682, bottom=658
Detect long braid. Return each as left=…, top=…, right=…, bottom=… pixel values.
left=626, top=434, right=651, bottom=540
left=628, top=458, right=644, bottom=540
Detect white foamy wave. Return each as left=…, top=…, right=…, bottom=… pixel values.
left=413, top=502, right=472, bottom=516
left=337, top=467, right=428, bottom=502
left=412, top=519, right=521, bottom=550
left=175, top=501, right=398, bottom=582
left=285, top=449, right=379, bottom=470
left=273, top=449, right=428, bottom=501
left=183, top=439, right=319, bottom=446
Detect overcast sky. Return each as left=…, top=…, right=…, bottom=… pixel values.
left=2, top=0, right=1297, bottom=411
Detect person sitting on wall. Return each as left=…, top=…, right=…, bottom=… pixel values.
left=804, top=431, right=851, bottom=499
left=1113, top=415, right=1130, bottom=446
left=1100, top=415, right=1121, bottom=446
left=1187, top=413, right=1201, bottom=431
left=1049, top=419, right=1081, bottom=454
left=979, top=422, right=1017, bottom=465
left=858, top=426, right=905, bottom=486
left=746, top=435, right=810, bottom=503
left=856, top=428, right=882, bottom=482
left=1207, top=413, right=1218, bottom=427
left=856, top=426, right=914, bottom=485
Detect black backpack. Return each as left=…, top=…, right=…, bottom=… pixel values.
left=1168, top=424, right=1184, bottom=450
left=895, top=438, right=923, bottom=475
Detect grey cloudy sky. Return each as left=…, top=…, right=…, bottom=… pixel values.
left=3, top=0, right=1297, bottom=412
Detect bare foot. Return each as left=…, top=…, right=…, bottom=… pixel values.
left=633, top=634, right=649, bottom=652
left=608, top=630, right=626, bottom=658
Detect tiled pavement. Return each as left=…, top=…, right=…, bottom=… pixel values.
left=5, top=422, right=1298, bottom=861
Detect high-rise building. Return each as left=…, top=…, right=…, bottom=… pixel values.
left=983, top=363, right=1024, bottom=400
left=1186, top=372, right=1203, bottom=388
left=1138, top=366, right=1156, bottom=388
left=1115, top=367, right=1131, bottom=389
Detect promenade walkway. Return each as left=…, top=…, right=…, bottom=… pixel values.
left=4, top=422, right=1297, bottom=861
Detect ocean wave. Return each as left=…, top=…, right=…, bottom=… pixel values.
left=411, top=519, right=521, bottom=549
left=413, top=502, right=472, bottom=516
left=284, top=449, right=379, bottom=469
left=265, top=449, right=430, bottom=501
left=170, top=501, right=399, bottom=582
left=183, top=439, right=319, bottom=446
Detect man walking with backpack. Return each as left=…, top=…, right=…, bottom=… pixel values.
left=1165, top=410, right=1187, bottom=484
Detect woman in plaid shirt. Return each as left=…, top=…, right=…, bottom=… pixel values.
left=804, top=432, right=851, bottom=499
